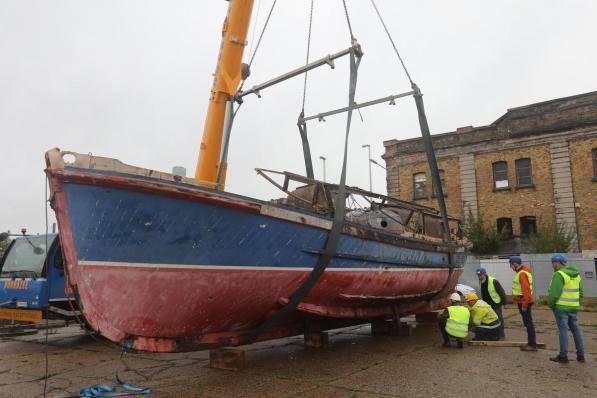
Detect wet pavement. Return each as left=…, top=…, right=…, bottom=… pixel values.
left=1, top=307, right=596, bottom=397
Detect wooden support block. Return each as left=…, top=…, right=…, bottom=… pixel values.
left=466, top=341, right=546, bottom=349
left=304, top=331, right=329, bottom=348
left=371, top=320, right=412, bottom=336
left=371, top=320, right=393, bottom=336
left=398, top=321, right=413, bottom=336
left=415, top=312, right=439, bottom=324
left=209, top=348, right=246, bottom=371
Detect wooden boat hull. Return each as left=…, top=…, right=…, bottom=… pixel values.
left=46, top=150, right=466, bottom=352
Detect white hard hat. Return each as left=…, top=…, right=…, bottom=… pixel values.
left=449, top=293, right=461, bottom=302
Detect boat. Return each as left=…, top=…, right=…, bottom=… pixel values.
left=45, top=1, right=469, bottom=353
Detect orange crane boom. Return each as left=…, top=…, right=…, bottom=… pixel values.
left=194, top=0, right=255, bottom=189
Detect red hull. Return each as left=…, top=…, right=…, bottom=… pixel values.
left=71, top=264, right=461, bottom=352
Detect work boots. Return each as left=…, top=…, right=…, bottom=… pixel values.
left=549, top=355, right=569, bottom=363
left=520, top=345, right=538, bottom=352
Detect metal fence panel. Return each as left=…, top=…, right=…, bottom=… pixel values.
left=460, top=253, right=597, bottom=297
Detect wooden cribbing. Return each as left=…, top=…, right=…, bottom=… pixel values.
left=466, top=341, right=546, bottom=349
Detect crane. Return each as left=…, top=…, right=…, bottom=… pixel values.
left=194, top=0, right=255, bottom=190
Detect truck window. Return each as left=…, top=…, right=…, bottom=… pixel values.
left=0, top=235, right=57, bottom=277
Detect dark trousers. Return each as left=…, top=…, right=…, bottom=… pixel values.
left=438, top=319, right=463, bottom=344
left=518, top=303, right=537, bottom=347
left=472, top=322, right=500, bottom=341
left=491, top=304, right=505, bottom=339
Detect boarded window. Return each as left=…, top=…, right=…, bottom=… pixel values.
left=593, top=148, right=597, bottom=179
left=515, top=158, right=533, bottom=187
left=413, top=173, right=427, bottom=199
left=492, top=161, right=508, bottom=189
left=520, top=216, right=536, bottom=236
left=497, top=218, right=513, bottom=238
left=432, top=170, right=446, bottom=197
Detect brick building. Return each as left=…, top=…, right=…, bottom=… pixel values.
left=383, top=91, right=597, bottom=255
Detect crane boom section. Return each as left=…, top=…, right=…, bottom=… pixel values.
left=195, top=0, right=254, bottom=188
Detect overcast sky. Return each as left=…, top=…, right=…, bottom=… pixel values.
left=1, top=0, right=597, bottom=235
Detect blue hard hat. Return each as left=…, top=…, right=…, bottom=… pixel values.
left=509, top=255, right=522, bottom=265
left=476, top=267, right=487, bottom=275
left=551, top=253, right=567, bottom=264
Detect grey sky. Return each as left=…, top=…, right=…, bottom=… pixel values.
left=1, top=0, right=597, bottom=234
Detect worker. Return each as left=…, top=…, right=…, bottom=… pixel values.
left=510, top=255, right=537, bottom=351
left=438, top=292, right=470, bottom=348
left=476, top=267, right=507, bottom=339
left=548, top=253, right=585, bottom=363
left=465, top=292, right=501, bottom=341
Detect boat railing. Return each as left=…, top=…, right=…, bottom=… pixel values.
left=255, top=168, right=464, bottom=241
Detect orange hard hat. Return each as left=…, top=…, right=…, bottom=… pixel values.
left=465, top=292, right=478, bottom=302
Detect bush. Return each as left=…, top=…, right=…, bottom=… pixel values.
left=528, top=221, right=575, bottom=253
left=463, top=209, right=504, bottom=255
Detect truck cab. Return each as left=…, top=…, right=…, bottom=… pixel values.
left=0, top=233, right=76, bottom=323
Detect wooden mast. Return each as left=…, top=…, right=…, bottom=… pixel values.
left=194, top=0, right=255, bottom=189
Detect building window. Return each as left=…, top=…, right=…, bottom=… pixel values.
left=520, top=216, right=537, bottom=237
left=497, top=218, right=513, bottom=238
left=515, top=158, right=533, bottom=187
left=413, top=173, right=427, bottom=199
left=492, top=161, right=508, bottom=189
left=432, top=170, right=446, bottom=197
left=593, top=148, right=597, bottom=180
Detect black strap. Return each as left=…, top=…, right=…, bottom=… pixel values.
left=245, top=50, right=361, bottom=344
left=297, top=114, right=315, bottom=179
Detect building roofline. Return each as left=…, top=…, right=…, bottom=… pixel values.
left=384, top=90, right=597, bottom=153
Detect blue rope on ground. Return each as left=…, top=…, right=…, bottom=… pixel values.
left=54, top=370, right=152, bottom=398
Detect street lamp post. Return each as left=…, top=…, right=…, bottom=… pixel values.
left=319, top=156, right=326, bottom=182
left=362, top=144, right=372, bottom=191
left=370, top=158, right=386, bottom=170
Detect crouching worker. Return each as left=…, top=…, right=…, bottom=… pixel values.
left=466, top=292, right=501, bottom=341
left=438, top=293, right=470, bottom=348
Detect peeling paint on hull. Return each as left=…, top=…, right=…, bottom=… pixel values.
left=46, top=165, right=466, bottom=352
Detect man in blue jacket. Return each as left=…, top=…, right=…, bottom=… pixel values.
left=548, top=253, right=585, bottom=363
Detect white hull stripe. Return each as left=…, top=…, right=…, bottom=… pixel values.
left=78, top=260, right=447, bottom=272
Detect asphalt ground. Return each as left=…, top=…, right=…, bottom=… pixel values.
left=1, top=307, right=596, bottom=398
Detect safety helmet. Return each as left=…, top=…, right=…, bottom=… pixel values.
left=449, top=293, right=461, bottom=302
left=551, top=253, right=567, bottom=264
left=465, top=292, right=478, bottom=302
left=509, top=255, right=522, bottom=265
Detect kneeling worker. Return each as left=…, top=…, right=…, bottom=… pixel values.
left=466, top=292, right=501, bottom=341
left=438, top=293, right=470, bottom=348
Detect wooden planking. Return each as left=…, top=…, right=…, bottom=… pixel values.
left=467, top=341, right=546, bottom=348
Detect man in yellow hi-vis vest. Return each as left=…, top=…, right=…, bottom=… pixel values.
left=548, top=253, right=585, bottom=363
left=465, top=292, right=501, bottom=341
left=438, top=293, right=470, bottom=348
